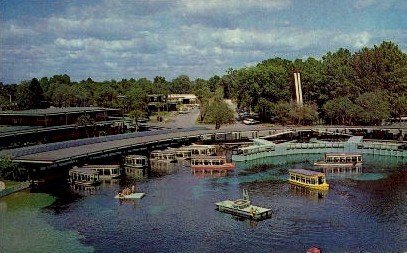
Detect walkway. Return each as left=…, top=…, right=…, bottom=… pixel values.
left=1, top=126, right=406, bottom=166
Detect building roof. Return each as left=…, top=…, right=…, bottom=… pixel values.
left=289, top=169, right=324, bottom=176
left=0, top=107, right=119, bottom=117
left=168, top=94, right=197, bottom=99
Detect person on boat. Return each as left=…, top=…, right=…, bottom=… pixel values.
left=131, top=185, right=135, bottom=193
left=122, top=187, right=132, bottom=195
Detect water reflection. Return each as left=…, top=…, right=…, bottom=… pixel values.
left=149, top=160, right=179, bottom=176
left=318, top=165, right=363, bottom=180
left=118, top=198, right=142, bottom=208
left=231, top=215, right=262, bottom=228
left=191, top=169, right=229, bottom=178
left=289, top=184, right=327, bottom=200
left=70, top=184, right=100, bottom=194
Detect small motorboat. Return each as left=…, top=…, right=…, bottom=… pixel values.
left=115, top=192, right=145, bottom=199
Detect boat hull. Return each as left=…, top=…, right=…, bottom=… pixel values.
left=314, top=161, right=362, bottom=167
left=115, top=193, right=145, bottom=199
left=191, top=163, right=235, bottom=172
left=98, top=174, right=121, bottom=180
left=288, top=179, right=329, bottom=190
left=215, top=201, right=272, bottom=220
left=70, top=180, right=101, bottom=187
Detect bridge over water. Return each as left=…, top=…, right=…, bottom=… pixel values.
left=0, top=126, right=406, bottom=169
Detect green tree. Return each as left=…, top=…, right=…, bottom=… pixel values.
left=323, top=97, right=360, bottom=125
left=129, top=109, right=146, bottom=132
left=274, top=101, right=292, bottom=125
left=51, top=83, right=75, bottom=107
left=94, top=83, right=117, bottom=107
left=76, top=114, right=95, bottom=137
left=355, top=92, right=390, bottom=125
left=352, top=41, right=407, bottom=95
left=321, top=48, right=355, bottom=100
left=290, top=104, right=318, bottom=125
left=0, top=156, right=24, bottom=180
left=15, top=81, right=31, bottom=109
left=204, top=99, right=235, bottom=129
left=170, top=75, right=191, bottom=94
left=390, top=95, right=407, bottom=121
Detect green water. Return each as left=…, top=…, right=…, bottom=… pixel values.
left=0, top=191, right=93, bottom=253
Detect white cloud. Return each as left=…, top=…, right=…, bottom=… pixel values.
left=180, top=0, right=291, bottom=13
left=333, top=31, right=371, bottom=48
left=354, top=0, right=407, bottom=9
left=1, top=0, right=406, bottom=84
left=54, top=38, right=138, bottom=51
left=1, top=24, right=38, bottom=39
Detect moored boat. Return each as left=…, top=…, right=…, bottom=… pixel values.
left=168, top=147, right=192, bottom=160
left=124, top=155, right=148, bottom=178
left=188, top=144, right=217, bottom=156
left=150, top=150, right=177, bottom=162
left=80, top=164, right=121, bottom=180
left=69, top=167, right=101, bottom=187
left=231, top=138, right=275, bottom=162
left=190, top=156, right=235, bottom=173
left=314, top=153, right=363, bottom=167
left=288, top=169, right=329, bottom=190
left=215, top=189, right=272, bottom=220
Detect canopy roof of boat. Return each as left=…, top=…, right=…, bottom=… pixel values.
left=191, top=155, right=226, bottom=160
left=325, top=153, right=362, bottom=157
left=69, top=168, right=99, bottom=175
left=125, top=155, right=147, bottom=159
left=81, top=164, right=120, bottom=169
left=289, top=169, right=325, bottom=177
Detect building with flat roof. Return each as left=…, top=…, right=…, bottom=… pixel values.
left=0, top=107, right=120, bottom=127
left=167, top=94, right=198, bottom=104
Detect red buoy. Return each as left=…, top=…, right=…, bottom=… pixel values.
left=306, top=247, right=322, bottom=253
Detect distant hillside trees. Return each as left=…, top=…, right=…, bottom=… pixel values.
left=3, top=41, right=406, bottom=126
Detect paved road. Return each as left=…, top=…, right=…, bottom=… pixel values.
left=147, top=107, right=201, bottom=129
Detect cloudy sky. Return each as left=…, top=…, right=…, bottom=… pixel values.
left=1, top=0, right=406, bottom=84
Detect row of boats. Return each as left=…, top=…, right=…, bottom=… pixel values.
left=68, top=144, right=236, bottom=187
left=69, top=144, right=363, bottom=194
left=288, top=153, right=363, bottom=190
left=217, top=153, right=364, bottom=223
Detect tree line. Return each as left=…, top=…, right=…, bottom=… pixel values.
left=1, top=41, right=406, bottom=126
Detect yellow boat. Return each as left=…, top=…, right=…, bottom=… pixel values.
left=288, top=169, right=329, bottom=190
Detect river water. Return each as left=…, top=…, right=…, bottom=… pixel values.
left=1, top=154, right=406, bottom=252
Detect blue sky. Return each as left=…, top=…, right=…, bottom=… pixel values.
left=1, top=0, right=406, bottom=84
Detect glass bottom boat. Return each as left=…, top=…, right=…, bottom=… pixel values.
left=288, top=169, right=329, bottom=190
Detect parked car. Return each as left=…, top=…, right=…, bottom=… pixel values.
left=243, top=118, right=260, bottom=125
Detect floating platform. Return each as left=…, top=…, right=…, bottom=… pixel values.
left=216, top=200, right=272, bottom=220
left=114, top=193, right=145, bottom=199
left=215, top=190, right=272, bottom=220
